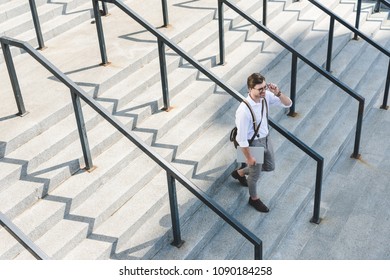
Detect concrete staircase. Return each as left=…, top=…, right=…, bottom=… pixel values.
left=0, top=0, right=94, bottom=63
left=0, top=0, right=389, bottom=260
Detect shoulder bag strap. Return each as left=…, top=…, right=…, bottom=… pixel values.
left=242, top=99, right=257, bottom=131
left=248, top=98, right=268, bottom=145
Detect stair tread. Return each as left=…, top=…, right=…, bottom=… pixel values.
left=0, top=0, right=389, bottom=261
left=0, top=0, right=47, bottom=25
left=0, top=199, right=65, bottom=257
left=14, top=219, right=89, bottom=259
left=69, top=152, right=161, bottom=227
left=66, top=110, right=237, bottom=259
left=145, top=0, right=390, bottom=257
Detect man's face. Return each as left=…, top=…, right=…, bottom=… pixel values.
left=250, top=81, right=267, bottom=100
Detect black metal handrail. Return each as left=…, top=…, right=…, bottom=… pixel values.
left=28, top=0, right=45, bottom=50
left=375, top=0, right=390, bottom=12
left=25, top=0, right=160, bottom=50
left=0, top=36, right=263, bottom=260
left=262, top=0, right=300, bottom=26
left=92, top=0, right=324, bottom=225
left=26, top=0, right=109, bottom=51
left=309, top=0, right=389, bottom=110
left=218, top=0, right=365, bottom=160
left=0, top=211, right=50, bottom=260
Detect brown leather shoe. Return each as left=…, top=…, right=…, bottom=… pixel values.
left=248, top=197, right=269, bottom=212
left=231, top=170, right=248, bottom=187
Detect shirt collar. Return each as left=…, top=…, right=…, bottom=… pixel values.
left=246, top=93, right=265, bottom=105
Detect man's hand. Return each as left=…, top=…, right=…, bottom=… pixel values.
left=246, top=155, right=257, bottom=166
left=242, top=147, right=256, bottom=166
left=268, top=83, right=280, bottom=95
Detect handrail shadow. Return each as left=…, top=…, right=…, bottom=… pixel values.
left=0, top=211, right=50, bottom=260
left=90, top=0, right=327, bottom=258
left=308, top=0, right=389, bottom=109
left=0, top=35, right=263, bottom=259
left=219, top=0, right=365, bottom=160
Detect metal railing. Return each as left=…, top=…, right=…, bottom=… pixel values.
left=262, top=0, right=268, bottom=26
left=92, top=0, right=323, bottom=225
left=309, top=0, right=390, bottom=110
left=218, top=0, right=365, bottom=160
left=0, top=211, right=50, bottom=260
left=27, top=0, right=109, bottom=50
left=262, top=0, right=300, bottom=26
left=374, top=0, right=390, bottom=12
left=1, top=36, right=263, bottom=259
left=28, top=0, right=45, bottom=50
left=28, top=0, right=169, bottom=50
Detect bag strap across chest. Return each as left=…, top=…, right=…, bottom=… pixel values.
left=242, top=98, right=268, bottom=145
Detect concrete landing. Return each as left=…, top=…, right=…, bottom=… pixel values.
left=271, top=95, right=390, bottom=260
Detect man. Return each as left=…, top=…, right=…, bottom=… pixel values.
left=231, top=73, right=292, bottom=212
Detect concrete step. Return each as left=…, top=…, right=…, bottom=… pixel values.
left=108, top=0, right=358, bottom=258
left=0, top=0, right=388, bottom=260
left=9, top=73, right=233, bottom=259
left=0, top=0, right=47, bottom=25
left=0, top=0, right=299, bottom=162
left=266, top=26, right=390, bottom=259
left=17, top=0, right=93, bottom=45
left=266, top=22, right=389, bottom=221
left=0, top=0, right=266, bottom=258
left=0, top=0, right=93, bottom=63
left=0, top=198, right=66, bottom=259
left=237, top=13, right=390, bottom=260
left=0, top=0, right=12, bottom=6
left=109, top=111, right=238, bottom=260
left=61, top=103, right=237, bottom=259
left=57, top=2, right=330, bottom=254
left=142, top=1, right=390, bottom=260
left=270, top=93, right=390, bottom=260
left=0, top=0, right=86, bottom=38
left=14, top=219, right=89, bottom=260
left=0, top=103, right=102, bottom=190
left=0, top=0, right=222, bottom=158
left=318, top=0, right=390, bottom=36
left=64, top=169, right=174, bottom=260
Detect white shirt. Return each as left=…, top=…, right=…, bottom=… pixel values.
left=235, top=91, right=292, bottom=147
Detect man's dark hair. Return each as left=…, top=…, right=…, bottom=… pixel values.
left=247, top=73, right=266, bottom=90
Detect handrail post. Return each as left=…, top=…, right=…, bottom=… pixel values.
left=254, top=242, right=263, bottom=260
left=1, top=41, right=28, bottom=116
left=310, top=159, right=323, bottom=224
left=161, top=0, right=169, bottom=27
left=352, top=99, right=364, bottom=159
left=354, top=0, right=362, bottom=40
left=167, top=174, right=184, bottom=248
left=218, top=0, right=225, bottom=65
left=374, top=0, right=381, bottom=13
left=28, top=0, right=45, bottom=50
left=326, top=17, right=335, bottom=72
left=92, top=0, right=109, bottom=65
left=71, top=90, right=94, bottom=170
left=158, top=38, right=170, bottom=111
left=262, top=0, right=267, bottom=26
left=380, top=59, right=390, bottom=110
left=2, top=36, right=267, bottom=260
left=288, top=53, right=298, bottom=117
left=101, top=1, right=109, bottom=16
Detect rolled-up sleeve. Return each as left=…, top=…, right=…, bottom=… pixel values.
left=268, top=91, right=292, bottom=108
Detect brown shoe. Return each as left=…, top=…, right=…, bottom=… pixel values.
left=248, top=197, right=269, bottom=212
left=231, top=170, right=248, bottom=187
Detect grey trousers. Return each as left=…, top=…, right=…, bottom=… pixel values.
left=242, top=137, right=275, bottom=198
